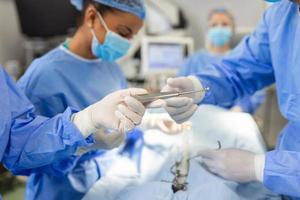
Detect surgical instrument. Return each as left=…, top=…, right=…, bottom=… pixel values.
left=161, top=141, right=222, bottom=193
left=135, top=88, right=210, bottom=104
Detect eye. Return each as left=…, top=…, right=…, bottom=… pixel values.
left=221, top=22, right=230, bottom=27
left=117, top=26, right=132, bottom=39
left=119, top=32, right=128, bottom=38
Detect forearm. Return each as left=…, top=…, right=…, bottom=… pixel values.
left=3, top=108, right=94, bottom=174
left=193, top=34, right=274, bottom=107
left=263, top=150, right=300, bottom=197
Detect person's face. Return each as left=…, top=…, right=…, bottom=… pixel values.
left=84, top=5, right=144, bottom=44
left=208, top=13, right=233, bottom=30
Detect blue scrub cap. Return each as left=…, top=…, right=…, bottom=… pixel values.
left=70, top=0, right=146, bottom=20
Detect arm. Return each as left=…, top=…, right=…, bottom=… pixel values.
left=235, top=89, right=266, bottom=114
left=161, top=10, right=275, bottom=124
left=3, top=68, right=147, bottom=175
left=198, top=12, right=274, bottom=107
left=264, top=150, right=300, bottom=197
left=1, top=70, right=93, bottom=174
left=162, top=11, right=275, bottom=123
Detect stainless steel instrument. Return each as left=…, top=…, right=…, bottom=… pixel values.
left=135, top=88, right=209, bottom=104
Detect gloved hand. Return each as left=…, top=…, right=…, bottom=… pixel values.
left=75, top=129, right=125, bottom=155
left=142, top=113, right=192, bottom=135
left=161, top=76, right=205, bottom=124
left=198, top=149, right=265, bottom=183
left=92, top=128, right=125, bottom=150
left=72, top=88, right=147, bottom=138
left=155, top=115, right=191, bottom=135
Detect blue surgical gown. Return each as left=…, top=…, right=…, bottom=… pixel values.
left=18, top=45, right=133, bottom=200
left=178, top=50, right=266, bottom=114
left=0, top=66, right=92, bottom=174
left=194, top=1, right=300, bottom=198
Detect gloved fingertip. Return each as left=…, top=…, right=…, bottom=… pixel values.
left=124, top=96, right=135, bottom=104
left=125, top=96, right=145, bottom=109
left=115, top=110, right=123, bottom=119
left=128, top=88, right=148, bottom=96
left=117, top=104, right=123, bottom=110
left=182, top=98, right=192, bottom=105
left=124, top=123, right=134, bottom=133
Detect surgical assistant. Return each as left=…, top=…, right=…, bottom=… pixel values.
left=162, top=0, right=300, bottom=198
left=17, top=0, right=150, bottom=199
left=0, top=64, right=144, bottom=179
left=178, top=8, right=265, bottom=114
left=0, top=66, right=92, bottom=173
left=180, top=51, right=266, bottom=114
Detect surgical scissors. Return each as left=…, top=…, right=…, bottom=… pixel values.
left=135, top=88, right=210, bottom=104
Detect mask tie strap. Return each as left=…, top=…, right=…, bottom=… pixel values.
left=97, top=12, right=110, bottom=32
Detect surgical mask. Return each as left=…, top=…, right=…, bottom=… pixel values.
left=91, top=12, right=131, bottom=62
left=208, top=27, right=233, bottom=47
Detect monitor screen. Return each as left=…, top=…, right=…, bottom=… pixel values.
left=148, top=43, right=187, bottom=70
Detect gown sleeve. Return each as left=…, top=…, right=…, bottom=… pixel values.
left=194, top=7, right=300, bottom=197
left=1, top=68, right=93, bottom=175
left=196, top=10, right=275, bottom=108
left=235, top=90, right=266, bottom=114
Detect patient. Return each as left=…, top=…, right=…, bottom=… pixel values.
left=83, top=105, right=280, bottom=200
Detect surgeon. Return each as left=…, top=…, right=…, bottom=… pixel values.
left=0, top=65, right=146, bottom=196
left=161, top=0, right=300, bottom=198
left=178, top=8, right=265, bottom=114
left=18, top=0, right=179, bottom=199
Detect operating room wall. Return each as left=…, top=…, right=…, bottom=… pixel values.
left=0, top=1, right=24, bottom=66
left=0, top=0, right=267, bottom=65
left=175, top=0, right=267, bottom=49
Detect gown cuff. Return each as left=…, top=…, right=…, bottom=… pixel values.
left=64, top=107, right=94, bottom=147
left=71, top=107, right=97, bottom=139
left=254, top=154, right=266, bottom=182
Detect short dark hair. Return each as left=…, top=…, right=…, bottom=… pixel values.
left=76, top=0, right=115, bottom=27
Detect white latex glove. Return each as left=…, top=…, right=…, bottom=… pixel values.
left=75, top=129, right=125, bottom=155
left=155, top=116, right=191, bottom=135
left=142, top=113, right=191, bottom=135
left=161, top=76, right=205, bottom=124
left=72, top=88, right=147, bottom=138
left=92, top=129, right=126, bottom=150
left=198, top=149, right=265, bottom=183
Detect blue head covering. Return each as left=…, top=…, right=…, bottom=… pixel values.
left=70, top=0, right=145, bottom=20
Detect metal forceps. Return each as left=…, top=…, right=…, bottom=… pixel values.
left=135, top=88, right=209, bottom=104
left=162, top=141, right=222, bottom=193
